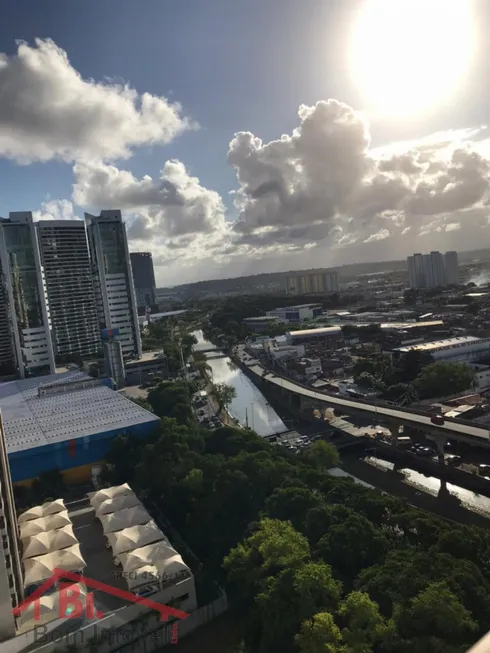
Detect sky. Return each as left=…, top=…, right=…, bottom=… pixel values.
left=1, top=0, right=490, bottom=286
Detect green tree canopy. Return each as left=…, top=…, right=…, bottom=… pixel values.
left=414, top=361, right=476, bottom=399
left=210, top=382, right=237, bottom=411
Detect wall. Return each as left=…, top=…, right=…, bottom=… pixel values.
left=8, top=420, right=159, bottom=482
left=29, top=593, right=228, bottom=653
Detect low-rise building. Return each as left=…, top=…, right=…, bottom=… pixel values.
left=395, top=336, right=490, bottom=363
left=266, top=303, right=322, bottom=323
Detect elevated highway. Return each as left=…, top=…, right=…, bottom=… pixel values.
left=239, top=355, right=490, bottom=448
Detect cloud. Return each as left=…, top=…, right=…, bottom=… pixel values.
left=72, top=159, right=232, bottom=278
left=33, top=199, right=78, bottom=221
left=227, top=100, right=490, bottom=255
left=0, top=39, right=191, bottom=164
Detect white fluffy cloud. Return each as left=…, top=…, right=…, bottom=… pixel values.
left=32, top=199, right=78, bottom=221
left=227, top=99, right=490, bottom=254
left=0, top=39, right=191, bottom=163
left=72, top=159, right=231, bottom=276
left=68, top=98, right=490, bottom=284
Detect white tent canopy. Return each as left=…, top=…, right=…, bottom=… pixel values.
left=17, top=584, right=87, bottom=632
left=95, top=493, right=141, bottom=516
left=18, top=499, right=66, bottom=523
left=23, top=544, right=86, bottom=587
left=22, top=525, right=78, bottom=560
left=119, top=540, right=178, bottom=573
left=99, top=505, right=152, bottom=535
left=89, top=484, right=132, bottom=509
left=108, top=521, right=164, bottom=556
left=19, top=511, right=72, bottom=539
left=126, top=565, right=161, bottom=591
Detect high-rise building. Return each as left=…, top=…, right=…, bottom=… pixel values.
left=407, top=250, right=458, bottom=289
left=130, top=252, right=157, bottom=310
left=37, top=220, right=101, bottom=362
left=0, top=270, right=16, bottom=377
left=0, top=213, right=55, bottom=378
left=444, top=250, right=459, bottom=285
left=85, top=211, right=142, bottom=358
left=0, top=411, right=23, bottom=640
left=285, top=270, right=339, bottom=295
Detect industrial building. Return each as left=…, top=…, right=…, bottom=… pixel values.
left=287, top=321, right=445, bottom=345
left=85, top=211, right=142, bottom=359
left=37, top=220, right=101, bottom=362
left=266, top=304, right=323, bottom=323
left=0, top=371, right=159, bottom=483
left=285, top=271, right=339, bottom=295
left=395, top=336, right=490, bottom=363
left=130, top=252, right=157, bottom=311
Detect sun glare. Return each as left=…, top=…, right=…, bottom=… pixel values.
left=349, top=0, right=474, bottom=118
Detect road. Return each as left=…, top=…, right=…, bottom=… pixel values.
left=233, top=346, right=490, bottom=446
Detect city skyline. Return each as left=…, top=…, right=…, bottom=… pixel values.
left=0, top=210, right=141, bottom=378
left=1, top=1, right=490, bottom=286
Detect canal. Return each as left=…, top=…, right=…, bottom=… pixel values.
left=192, top=331, right=490, bottom=522
left=192, top=330, right=286, bottom=436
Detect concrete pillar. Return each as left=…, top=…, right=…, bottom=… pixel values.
left=427, top=433, right=445, bottom=466
left=387, top=422, right=402, bottom=447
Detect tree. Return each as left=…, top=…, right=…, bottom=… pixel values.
left=296, top=613, right=345, bottom=653
left=316, top=513, right=389, bottom=579
left=414, top=361, right=476, bottom=399
left=31, top=468, right=65, bottom=501
left=224, top=518, right=310, bottom=602
left=210, top=382, right=237, bottom=411
left=397, top=349, right=434, bottom=383
left=339, top=591, right=395, bottom=653
left=302, top=440, right=340, bottom=472
left=264, top=486, right=323, bottom=531
left=395, top=582, right=478, bottom=652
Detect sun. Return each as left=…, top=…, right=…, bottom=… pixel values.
left=349, top=0, right=474, bottom=118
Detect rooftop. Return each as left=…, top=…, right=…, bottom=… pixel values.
left=0, top=371, right=158, bottom=454
left=288, top=320, right=444, bottom=338
left=396, top=336, right=489, bottom=353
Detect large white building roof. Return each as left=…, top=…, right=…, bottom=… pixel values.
left=396, top=336, right=489, bottom=354
left=0, top=371, right=158, bottom=454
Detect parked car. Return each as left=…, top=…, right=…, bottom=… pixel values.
left=430, top=414, right=445, bottom=426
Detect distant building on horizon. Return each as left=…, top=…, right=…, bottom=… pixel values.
left=130, top=252, right=157, bottom=311
left=407, top=250, right=459, bottom=289
left=286, top=270, right=339, bottom=295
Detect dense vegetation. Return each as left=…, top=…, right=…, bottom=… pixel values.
left=103, top=380, right=490, bottom=653
left=354, top=350, right=476, bottom=402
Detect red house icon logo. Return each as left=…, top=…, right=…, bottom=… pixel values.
left=13, top=568, right=189, bottom=623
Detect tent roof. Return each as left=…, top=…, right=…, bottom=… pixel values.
left=19, top=511, right=72, bottom=538
left=18, top=499, right=66, bottom=523
left=120, top=540, right=177, bottom=573
left=95, top=492, right=141, bottom=516
left=23, top=544, right=86, bottom=587
left=22, top=525, right=78, bottom=560
left=98, top=505, right=152, bottom=535
left=88, top=483, right=132, bottom=509
left=108, top=521, right=164, bottom=556
left=17, top=583, right=87, bottom=632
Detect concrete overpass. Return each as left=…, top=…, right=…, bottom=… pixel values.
left=240, top=358, right=490, bottom=450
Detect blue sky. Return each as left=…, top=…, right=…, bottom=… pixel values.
left=1, top=0, right=490, bottom=285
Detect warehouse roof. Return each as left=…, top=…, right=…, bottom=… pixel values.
left=396, top=336, right=490, bottom=354
left=0, top=371, right=159, bottom=454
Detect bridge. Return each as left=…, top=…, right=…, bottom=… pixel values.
left=239, top=357, right=490, bottom=450
left=193, top=347, right=219, bottom=354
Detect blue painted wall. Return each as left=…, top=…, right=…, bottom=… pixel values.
left=8, top=418, right=160, bottom=482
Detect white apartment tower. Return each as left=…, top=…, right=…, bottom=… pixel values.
left=85, top=211, right=142, bottom=358
left=0, top=213, right=55, bottom=378
left=444, top=250, right=459, bottom=285
left=0, top=412, right=23, bottom=641
left=407, top=250, right=459, bottom=289
left=37, top=221, right=102, bottom=362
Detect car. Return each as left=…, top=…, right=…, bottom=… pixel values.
left=310, top=434, right=323, bottom=442
left=478, top=464, right=490, bottom=475
left=430, top=414, right=445, bottom=426
left=417, top=447, right=434, bottom=456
